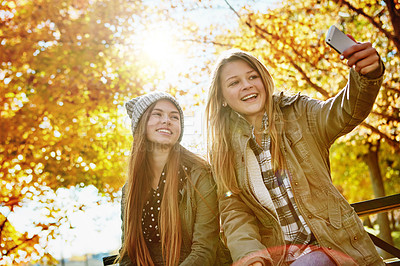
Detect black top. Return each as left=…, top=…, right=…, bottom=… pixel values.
left=141, top=167, right=185, bottom=244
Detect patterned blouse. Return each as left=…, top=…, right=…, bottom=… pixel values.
left=141, top=168, right=185, bottom=244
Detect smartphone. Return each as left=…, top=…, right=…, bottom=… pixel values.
left=325, top=25, right=356, bottom=54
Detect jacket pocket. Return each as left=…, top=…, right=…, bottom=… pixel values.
left=286, top=127, right=309, bottom=163
left=301, top=190, right=341, bottom=229
left=331, top=211, right=377, bottom=264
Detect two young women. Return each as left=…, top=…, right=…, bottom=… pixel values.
left=120, top=36, right=385, bottom=265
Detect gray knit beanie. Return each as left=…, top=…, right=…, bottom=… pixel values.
left=125, top=92, right=184, bottom=142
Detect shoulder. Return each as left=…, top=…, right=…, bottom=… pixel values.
left=273, top=91, right=311, bottom=107
left=180, top=146, right=211, bottom=177
left=273, top=91, right=322, bottom=115
left=182, top=154, right=215, bottom=194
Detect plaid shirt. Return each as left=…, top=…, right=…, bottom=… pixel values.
left=249, top=114, right=319, bottom=262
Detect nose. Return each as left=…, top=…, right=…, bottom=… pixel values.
left=161, top=114, right=171, bottom=125
left=242, top=78, right=253, bottom=90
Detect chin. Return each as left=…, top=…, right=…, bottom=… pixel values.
left=148, top=141, right=176, bottom=149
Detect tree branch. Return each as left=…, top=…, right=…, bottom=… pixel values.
left=287, top=58, right=331, bottom=98
left=4, top=235, right=38, bottom=257
left=384, top=0, right=400, bottom=47
left=361, top=122, right=400, bottom=151
left=0, top=214, right=7, bottom=240
left=248, top=22, right=331, bottom=98
left=370, top=110, right=400, bottom=123
left=182, top=38, right=233, bottom=47
left=333, top=0, right=400, bottom=52
left=223, top=0, right=241, bottom=19
left=382, top=84, right=400, bottom=93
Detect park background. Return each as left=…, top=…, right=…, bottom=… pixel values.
left=1, top=0, right=400, bottom=265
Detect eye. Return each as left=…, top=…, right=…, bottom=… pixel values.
left=249, top=74, right=259, bottom=80
left=171, top=115, right=179, bottom=121
left=152, top=112, right=162, bottom=117
left=228, top=80, right=239, bottom=87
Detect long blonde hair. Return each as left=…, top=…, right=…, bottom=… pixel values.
left=205, top=49, right=285, bottom=196
left=119, top=101, right=209, bottom=265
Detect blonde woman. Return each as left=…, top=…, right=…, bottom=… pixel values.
left=119, top=92, right=222, bottom=266
left=205, top=38, right=385, bottom=265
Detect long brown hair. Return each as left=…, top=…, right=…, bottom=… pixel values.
left=205, top=49, right=285, bottom=196
left=119, top=100, right=210, bottom=265
left=119, top=101, right=182, bottom=266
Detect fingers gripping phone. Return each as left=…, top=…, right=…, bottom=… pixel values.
left=325, top=25, right=357, bottom=54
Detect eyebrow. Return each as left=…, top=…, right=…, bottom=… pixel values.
left=153, top=108, right=179, bottom=114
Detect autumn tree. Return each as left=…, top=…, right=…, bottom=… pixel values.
left=2, top=0, right=399, bottom=263
left=0, top=0, right=175, bottom=263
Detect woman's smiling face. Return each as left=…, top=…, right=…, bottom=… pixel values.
left=220, top=59, right=266, bottom=124
left=146, top=99, right=181, bottom=147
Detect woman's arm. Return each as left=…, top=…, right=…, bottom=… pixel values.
left=306, top=42, right=384, bottom=147
left=180, top=167, right=220, bottom=265
left=219, top=192, right=272, bottom=265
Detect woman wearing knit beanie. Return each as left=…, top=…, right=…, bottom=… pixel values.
left=118, top=92, right=230, bottom=266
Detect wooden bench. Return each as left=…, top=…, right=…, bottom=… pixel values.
left=103, top=193, right=400, bottom=265
left=351, top=193, right=400, bottom=264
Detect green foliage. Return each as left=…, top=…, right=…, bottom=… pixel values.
left=330, top=140, right=371, bottom=202
left=330, top=139, right=400, bottom=203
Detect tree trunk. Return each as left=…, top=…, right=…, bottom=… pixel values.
left=385, top=0, right=400, bottom=52
left=390, top=211, right=396, bottom=231
left=363, top=140, right=393, bottom=259
left=363, top=216, right=373, bottom=229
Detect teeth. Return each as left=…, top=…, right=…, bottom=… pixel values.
left=157, top=129, right=172, bottom=134
left=241, top=94, right=257, bottom=101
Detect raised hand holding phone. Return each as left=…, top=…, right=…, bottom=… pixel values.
left=325, top=25, right=381, bottom=77
left=325, top=25, right=356, bottom=54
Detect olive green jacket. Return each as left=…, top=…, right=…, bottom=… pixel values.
left=220, top=68, right=385, bottom=266
left=121, top=162, right=226, bottom=265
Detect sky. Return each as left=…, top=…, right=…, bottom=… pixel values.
left=6, top=0, right=279, bottom=262
left=9, top=186, right=122, bottom=260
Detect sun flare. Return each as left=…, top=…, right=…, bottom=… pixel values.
left=136, top=27, right=186, bottom=72
left=142, top=31, right=174, bottom=60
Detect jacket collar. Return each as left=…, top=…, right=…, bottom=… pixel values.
left=228, top=110, right=252, bottom=136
